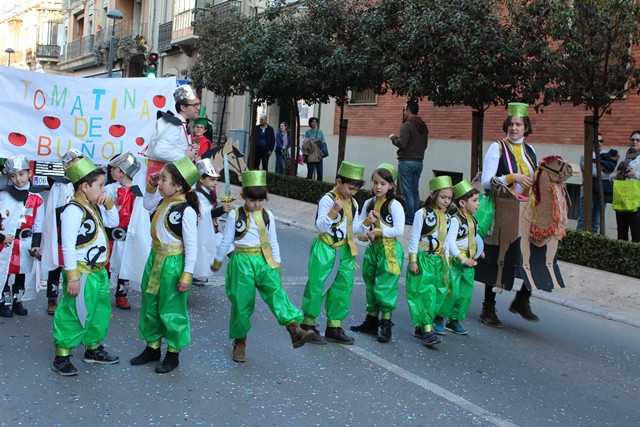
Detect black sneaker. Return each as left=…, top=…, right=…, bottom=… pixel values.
left=413, top=326, right=427, bottom=339
left=83, top=345, right=120, bottom=364
left=52, top=355, right=78, bottom=376
left=423, top=331, right=442, bottom=347
left=325, top=327, right=355, bottom=345
left=130, top=346, right=161, bottom=365
left=300, top=323, right=327, bottom=345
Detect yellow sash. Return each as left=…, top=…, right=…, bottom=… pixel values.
left=332, top=189, right=357, bottom=256
left=147, top=194, right=186, bottom=295
left=372, top=197, right=400, bottom=275
left=253, top=210, right=279, bottom=268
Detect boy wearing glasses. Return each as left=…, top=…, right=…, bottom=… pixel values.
left=146, top=85, right=201, bottom=175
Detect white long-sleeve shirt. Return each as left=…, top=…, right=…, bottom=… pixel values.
left=214, top=208, right=281, bottom=264
left=445, top=214, right=484, bottom=260
left=144, top=191, right=198, bottom=275
left=147, top=114, right=191, bottom=163
left=315, top=192, right=366, bottom=237
left=481, top=137, right=536, bottom=194
left=358, top=197, right=405, bottom=238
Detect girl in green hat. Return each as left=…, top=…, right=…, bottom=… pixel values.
left=351, top=164, right=405, bottom=343
left=405, top=176, right=454, bottom=347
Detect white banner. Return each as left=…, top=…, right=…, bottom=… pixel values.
left=0, top=66, right=176, bottom=164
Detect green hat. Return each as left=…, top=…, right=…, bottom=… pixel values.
left=337, top=161, right=365, bottom=181
left=66, top=157, right=99, bottom=184
left=173, top=156, right=200, bottom=187
left=508, top=102, right=529, bottom=117
left=377, top=163, right=398, bottom=181
left=453, top=179, right=474, bottom=200
left=429, top=175, right=452, bottom=192
left=193, top=106, right=210, bottom=127
left=242, top=170, right=267, bottom=188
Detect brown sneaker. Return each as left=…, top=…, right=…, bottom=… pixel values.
left=232, top=338, right=246, bottom=362
left=300, top=323, right=327, bottom=345
left=115, top=296, right=131, bottom=310
left=286, top=321, right=314, bottom=348
left=47, top=298, right=58, bottom=316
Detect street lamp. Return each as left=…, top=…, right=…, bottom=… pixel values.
left=4, top=48, right=14, bottom=66
left=106, top=9, right=124, bottom=78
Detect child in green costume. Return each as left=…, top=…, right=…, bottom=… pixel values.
left=405, top=176, right=453, bottom=347
left=351, top=163, right=405, bottom=343
left=435, top=180, right=483, bottom=336
left=131, top=156, right=200, bottom=374
left=211, top=170, right=313, bottom=363
left=301, top=161, right=371, bottom=345
left=52, top=157, right=121, bottom=376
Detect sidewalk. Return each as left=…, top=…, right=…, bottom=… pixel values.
left=227, top=184, right=640, bottom=328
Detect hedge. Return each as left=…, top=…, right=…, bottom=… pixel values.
left=557, top=229, right=640, bottom=279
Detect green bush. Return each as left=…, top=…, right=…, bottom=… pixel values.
left=230, top=171, right=374, bottom=207
left=557, top=229, right=640, bottom=278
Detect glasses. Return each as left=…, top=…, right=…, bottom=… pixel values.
left=598, top=139, right=604, bottom=143
left=631, top=138, right=640, bottom=142
left=185, top=103, right=201, bottom=108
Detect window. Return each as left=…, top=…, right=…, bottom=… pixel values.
left=349, top=89, right=377, bottom=105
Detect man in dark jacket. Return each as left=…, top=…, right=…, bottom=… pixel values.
left=254, top=114, right=276, bottom=171
left=389, top=101, right=429, bottom=225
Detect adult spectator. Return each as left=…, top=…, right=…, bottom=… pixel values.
left=609, top=130, right=640, bottom=242
left=577, top=133, right=618, bottom=233
left=304, top=117, right=327, bottom=181
left=478, top=102, right=538, bottom=328
left=147, top=85, right=200, bottom=175
left=275, top=122, right=291, bottom=175
left=389, top=101, right=428, bottom=225
left=253, top=114, right=275, bottom=171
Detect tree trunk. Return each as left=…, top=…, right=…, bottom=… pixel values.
left=288, top=101, right=299, bottom=176
left=471, top=110, right=484, bottom=178
left=337, top=103, right=348, bottom=173
left=217, top=95, right=227, bottom=146
left=583, top=116, right=595, bottom=233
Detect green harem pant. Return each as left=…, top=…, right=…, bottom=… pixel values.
left=361, top=242, right=404, bottom=318
left=53, top=268, right=111, bottom=354
left=302, top=238, right=355, bottom=327
left=437, top=257, right=475, bottom=321
left=139, top=251, right=191, bottom=351
left=225, top=252, right=303, bottom=340
left=405, top=252, right=448, bottom=329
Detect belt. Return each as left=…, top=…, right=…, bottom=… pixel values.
left=318, top=232, right=346, bottom=248
left=77, top=261, right=106, bottom=273
left=233, top=246, right=263, bottom=255
left=105, top=227, right=128, bottom=241
left=15, top=228, right=32, bottom=239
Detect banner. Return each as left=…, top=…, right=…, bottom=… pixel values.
left=0, top=65, right=176, bottom=164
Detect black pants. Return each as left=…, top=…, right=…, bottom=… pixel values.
left=3, top=274, right=25, bottom=300
left=615, top=209, right=640, bottom=242
left=47, top=267, right=62, bottom=298
left=253, top=148, right=270, bottom=171
left=306, top=160, right=323, bottom=181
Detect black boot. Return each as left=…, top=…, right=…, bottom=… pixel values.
left=325, top=326, right=355, bottom=345
left=156, top=351, right=180, bottom=373
left=478, top=285, right=503, bottom=328
left=509, top=289, right=539, bottom=322
left=130, top=346, right=161, bottom=365
left=0, top=302, right=13, bottom=317
left=300, top=324, right=327, bottom=345
left=12, top=298, right=28, bottom=316
left=52, top=355, right=78, bottom=376
left=350, top=314, right=379, bottom=334
left=377, top=319, right=393, bottom=343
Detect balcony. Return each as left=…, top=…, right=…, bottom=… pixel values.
left=158, top=21, right=174, bottom=53
left=59, top=34, right=94, bottom=62
left=26, top=45, right=62, bottom=63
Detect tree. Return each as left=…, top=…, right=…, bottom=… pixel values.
left=386, top=0, right=548, bottom=177
left=509, top=0, right=640, bottom=234
left=299, top=0, right=393, bottom=170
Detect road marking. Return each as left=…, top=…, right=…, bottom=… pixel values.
left=347, top=345, right=519, bottom=427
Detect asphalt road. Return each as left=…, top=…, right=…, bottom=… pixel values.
left=1, top=224, right=638, bottom=426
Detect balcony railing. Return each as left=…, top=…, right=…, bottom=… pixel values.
left=94, top=21, right=148, bottom=46
left=60, top=34, right=94, bottom=61
left=158, top=21, right=173, bottom=52
left=36, top=44, right=61, bottom=59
